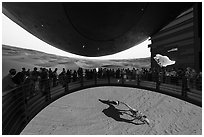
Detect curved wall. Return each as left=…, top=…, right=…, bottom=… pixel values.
left=2, top=78, right=201, bottom=134
left=21, top=86, right=202, bottom=135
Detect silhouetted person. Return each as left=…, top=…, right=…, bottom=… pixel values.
left=26, top=69, right=30, bottom=77
left=23, top=72, right=33, bottom=98
left=31, top=67, right=39, bottom=91
left=48, top=68, right=53, bottom=79
left=39, top=68, right=49, bottom=94
left=59, top=68, right=66, bottom=87
left=72, top=70, right=77, bottom=82
left=2, top=69, right=17, bottom=92
left=53, top=68, right=58, bottom=87
left=48, top=68, right=53, bottom=87
left=22, top=67, right=27, bottom=76
left=12, top=68, right=26, bottom=85
left=66, top=69, right=71, bottom=83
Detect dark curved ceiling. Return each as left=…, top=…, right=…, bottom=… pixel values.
left=2, top=2, right=193, bottom=57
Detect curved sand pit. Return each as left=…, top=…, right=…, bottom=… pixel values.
left=21, top=86, right=202, bottom=135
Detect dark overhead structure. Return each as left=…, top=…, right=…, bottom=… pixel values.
left=2, top=2, right=194, bottom=57
left=149, top=3, right=202, bottom=72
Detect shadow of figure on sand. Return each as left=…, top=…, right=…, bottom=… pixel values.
left=99, top=99, right=144, bottom=125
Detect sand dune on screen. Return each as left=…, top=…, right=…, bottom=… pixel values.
left=2, top=44, right=150, bottom=78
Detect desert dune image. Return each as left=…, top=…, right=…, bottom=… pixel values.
left=3, top=45, right=202, bottom=135
left=2, top=45, right=150, bottom=78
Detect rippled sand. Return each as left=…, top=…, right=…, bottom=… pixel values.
left=21, top=86, right=202, bottom=135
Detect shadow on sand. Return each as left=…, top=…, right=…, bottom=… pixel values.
left=99, top=99, right=144, bottom=125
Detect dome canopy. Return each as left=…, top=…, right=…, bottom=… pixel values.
left=2, top=2, right=193, bottom=57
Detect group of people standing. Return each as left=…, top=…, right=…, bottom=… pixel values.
left=2, top=66, right=202, bottom=97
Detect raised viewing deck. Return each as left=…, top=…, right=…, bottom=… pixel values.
left=2, top=76, right=202, bottom=135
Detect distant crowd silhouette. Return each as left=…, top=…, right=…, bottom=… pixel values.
left=2, top=66, right=202, bottom=99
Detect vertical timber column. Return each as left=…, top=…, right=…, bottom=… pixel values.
left=94, top=72, right=97, bottom=86
left=23, top=85, right=28, bottom=125
left=47, top=79, right=51, bottom=101
left=65, top=76, right=69, bottom=93
left=137, top=74, right=140, bottom=86
left=156, top=72, right=160, bottom=91
left=81, top=75, right=84, bottom=87
left=193, top=3, right=202, bottom=72
left=182, top=75, right=188, bottom=97
left=121, top=72, right=124, bottom=85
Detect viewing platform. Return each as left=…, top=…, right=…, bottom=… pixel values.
left=2, top=74, right=202, bottom=135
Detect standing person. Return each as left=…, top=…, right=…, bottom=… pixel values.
left=121, top=69, right=125, bottom=83
left=26, top=69, right=30, bottom=77
left=31, top=67, right=40, bottom=94
left=72, top=70, right=77, bottom=82
left=106, top=69, right=110, bottom=83
left=59, top=68, right=66, bottom=87
left=2, top=69, right=17, bottom=92
left=23, top=71, right=32, bottom=98
left=53, top=68, right=58, bottom=87
left=66, top=69, right=71, bottom=83
left=22, top=68, right=27, bottom=77
left=40, top=68, right=49, bottom=94
left=48, top=68, right=53, bottom=87
left=132, top=68, right=136, bottom=80
left=116, top=68, right=120, bottom=79
left=12, top=68, right=27, bottom=85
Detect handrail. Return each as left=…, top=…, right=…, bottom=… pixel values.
left=2, top=74, right=202, bottom=135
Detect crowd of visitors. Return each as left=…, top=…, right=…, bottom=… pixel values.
left=2, top=66, right=202, bottom=98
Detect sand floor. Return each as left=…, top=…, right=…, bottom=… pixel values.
left=21, top=86, right=202, bottom=135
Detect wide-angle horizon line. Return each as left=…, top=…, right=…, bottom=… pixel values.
left=2, top=13, right=151, bottom=60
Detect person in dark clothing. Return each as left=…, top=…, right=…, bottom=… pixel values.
left=39, top=68, right=49, bottom=94
left=12, top=68, right=26, bottom=85
left=22, top=68, right=27, bottom=76
left=30, top=67, right=40, bottom=94
left=66, top=69, right=72, bottom=83
left=59, top=68, right=66, bottom=86
left=26, top=69, right=31, bottom=77
left=52, top=68, right=58, bottom=87
left=2, top=69, right=17, bottom=92
left=72, top=70, right=77, bottom=82
left=48, top=68, right=53, bottom=87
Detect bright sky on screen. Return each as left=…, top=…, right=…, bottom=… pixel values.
left=2, top=14, right=151, bottom=60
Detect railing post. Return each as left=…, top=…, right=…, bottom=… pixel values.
left=81, top=76, right=84, bottom=87
left=156, top=73, right=160, bottom=91
left=156, top=79, right=160, bottom=91
left=66, top=75, right=69, bottom=92
left=23, top=85, right=29, bottom=124
left=137, top=74, right=140, bottom=86
left=95, top=73, right=97, bottom=85
left=108, top=75, right=110, bottom=85
left=65, top=80, right=69, bottom=93
left=46, top=79, right=51, bottom=101
left=121, top=74, right=124, bottom=85
left=182, top=76, right=188, bottom=97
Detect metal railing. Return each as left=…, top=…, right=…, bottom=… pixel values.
left=2, top=73, right=202, bottom=135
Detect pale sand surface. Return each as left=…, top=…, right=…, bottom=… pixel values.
left=21, top=86, right=201, bottom=135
